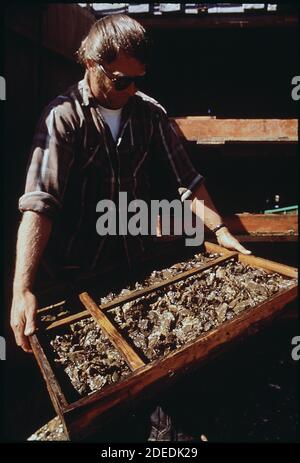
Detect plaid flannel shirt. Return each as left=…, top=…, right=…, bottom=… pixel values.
left=19, top=74, right=204, bottom=279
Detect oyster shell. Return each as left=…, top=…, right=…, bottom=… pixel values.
left=110, top=258, right=295, bottom=361
left=50, top=318, right=131, bottom=396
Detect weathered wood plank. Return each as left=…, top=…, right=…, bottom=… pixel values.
left=237, top=253, right=298, bottom=278
left=222, top=214, right=298, bottom=235
left=45, top=310, right=90, bottom=331
left=79, top=292, right=145, bottom=371
left=155, top=214, right=298, bottom=242
left=204, top=241, right=237, bottom=255
left=218, top=234, right=298, bottom=243
left=29, top=334, right=70, bottom=438
left=170, top=117, right=298, bottom=143
left=37, top=300, right=66, bottom=314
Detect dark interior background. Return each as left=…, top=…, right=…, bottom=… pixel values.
left=2, top=4, right=299, bottom=442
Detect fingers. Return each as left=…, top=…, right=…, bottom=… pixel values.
left=24, top=306, right=36, bottom=336
left=10, top=294, right=36, bottom=353
left=11, top=318, right=32, bottom=353
left=217, top=232, right=252, bottom=255
left=234, top=242, right=252, bottom=255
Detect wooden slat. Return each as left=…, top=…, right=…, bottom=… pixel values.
left=46, top=250, right=235, bottom=330
left=155, top=214, right=298, bottom=242
left=65, top=283, right=298, bottom=439
left=205, top=240, right=298, bottom=277
left=237, top=253, right=298, bottom=278
left=155, top=233, right=299, bottom=244
left=79, top=292, right=145, bottom=371
left=29, top=334, right=70, bottom=438
left=170, top=117, right=298, bottom=143
left=223, top=214, right=298, bottom=235
left=220, top=234, right=298, bottom=243
left=46, top=310, right=90, bottom=331
left=37, top=300, right=66, bottom=314
left=203, top=241, right=237, bottom=255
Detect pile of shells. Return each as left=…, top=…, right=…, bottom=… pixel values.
left=49, top=254, right=295, bottom=397
left=28, top=416, right=67, bottom=441
left=110, top=259, right=295, bottom=361
left=99, top=252, right=219, bottom=305
left=50, top=319, right=131, bottom=396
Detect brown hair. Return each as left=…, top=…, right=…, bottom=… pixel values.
left=77, top=14, right=149, bottom=67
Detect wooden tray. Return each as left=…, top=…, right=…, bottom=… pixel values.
left=30, top=242, right=298, bottom=440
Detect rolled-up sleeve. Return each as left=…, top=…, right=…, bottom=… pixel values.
left=19, top=98, right=76, bottom=219
left=153, top=106, right=205, bottom=201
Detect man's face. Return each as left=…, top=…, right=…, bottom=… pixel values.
left=88, top=50, right=146, bottom=109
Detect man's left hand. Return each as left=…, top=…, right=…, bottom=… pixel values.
left=215, top=227, right=251, bottom=255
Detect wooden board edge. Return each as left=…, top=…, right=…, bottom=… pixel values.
left=45, top=309, right=90, bottom=331
left=30, top=334, right=70, bottom=439
left=237, top=253, right=298, bottom=278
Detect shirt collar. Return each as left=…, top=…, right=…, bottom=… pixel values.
left=78, top=71, right=97, bottom=107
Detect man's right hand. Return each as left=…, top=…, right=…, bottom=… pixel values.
left=10, top=290, right=38, bottom=353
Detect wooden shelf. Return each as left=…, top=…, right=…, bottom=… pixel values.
left=171, top=117, right=298, bottom=144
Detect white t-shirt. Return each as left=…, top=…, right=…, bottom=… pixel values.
left=98, top=104, right=123, bottom=142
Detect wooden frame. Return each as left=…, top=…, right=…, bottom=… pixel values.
left=30, top=242, right=298, bottom=440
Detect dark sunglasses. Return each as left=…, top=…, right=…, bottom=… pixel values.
left=99, top=64, right=145, bottom=91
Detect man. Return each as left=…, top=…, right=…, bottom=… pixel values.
left=10, top=14, right=250, bottom=440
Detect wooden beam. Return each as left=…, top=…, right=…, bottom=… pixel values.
left=223, top=214, right=298, bottom=235
left=29, top=334, right=70, bottom=438
left=170, top=117, right=298, bottom=143
left=137, top=14, right=298, bottom=30
left=208, top=234, right=298, bottom=243
left=45, top=310, right=90, bottom=331
left=79, top=292, right=145, bottom=371
left=237, top=253, right=298, bottom=278
left=155, top=214, right=298, bottom=243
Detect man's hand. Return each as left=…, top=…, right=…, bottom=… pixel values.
left=10, top=290, right=38, bottom=353
left=215, top=226, right=251, bottom=255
